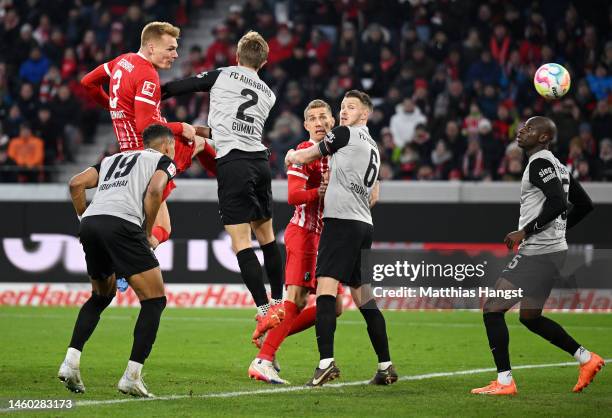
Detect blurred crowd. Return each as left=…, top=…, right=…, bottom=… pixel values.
left=168, top=0, right=612, bottom=181
left=1, top=0, right=611, bottom=183
left=0, top=0, right=200, bottom=182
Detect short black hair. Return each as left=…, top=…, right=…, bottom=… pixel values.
left=142, top=124, right=174, bottom=147
left=344, top=89, right=373, bottom=112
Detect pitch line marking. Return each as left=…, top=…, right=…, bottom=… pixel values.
left=0, top=359, right=607, bottom=412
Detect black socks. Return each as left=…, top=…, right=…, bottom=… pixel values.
left=129, top=296, right=166, bottom=364
left=69, top=292, right=114, bottom=351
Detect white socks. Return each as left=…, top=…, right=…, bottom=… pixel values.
left=65, top=347, right=81, bottom=367
left=378, top=361, right=393, bottom=370
left=573, top=346, right=592, bottom=365
left=126, top=360, right=143, bottom=379
left=497, top=370, right=513, bottom=385
left=257, top=303, right=270, bottom=317
left=319, top=358, right=334, bottom=369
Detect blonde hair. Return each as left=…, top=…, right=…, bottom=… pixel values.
left=303, top=99, right=332, bottom=120
left=141, top=21, right=180, bottom=47
left=237, top=31, right=269, bottom=69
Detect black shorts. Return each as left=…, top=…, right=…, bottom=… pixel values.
left=217, top=150, right=273, bottom=225
left=79, top=215, right=159, bottom=280
left=316, top=218, right=373, bottom=288
left=501, top=250, right=567, bottom=299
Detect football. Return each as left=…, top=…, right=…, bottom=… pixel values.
left=534, top=63, right=571, bottom=99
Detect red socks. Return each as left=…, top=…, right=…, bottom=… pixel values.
left=258, top=301, right=299, bottom=361
left=288, top=305, right=316, bottom=336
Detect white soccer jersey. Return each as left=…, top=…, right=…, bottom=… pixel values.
left=208, top=66, right=276, bottom=158
left=319, top=125, right=380, bottom=225
left=518, top=149, right=570, bottom=255
left=82, top=149, right=176, bottom=226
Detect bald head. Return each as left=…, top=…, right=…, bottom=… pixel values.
left=529, top=116, right=557, bottom=144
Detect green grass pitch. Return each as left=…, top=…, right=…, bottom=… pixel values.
left=0, top=307, right=610, bottom=417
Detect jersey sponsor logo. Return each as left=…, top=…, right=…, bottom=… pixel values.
left=196, top=71, right=208, bottom=78
left=325, top=132, right=335, bottom=143
left=542, top=173, right=556, bottom=183
left=167, top=162, right=177, bottom=178
left=538, top=166, right=554, bottom=178
left=117, top=58, right=134, bottom=72
left=141, top=81, right=156, bottom=97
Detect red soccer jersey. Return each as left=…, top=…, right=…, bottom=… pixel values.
left=286, top=140, right=329, bottom=234
left=81, top=52, right=182, bottom=151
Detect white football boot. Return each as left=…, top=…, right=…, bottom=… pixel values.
left=58, top=360, right=85, bottom=393
left=248, top=358, right=289, bottom=384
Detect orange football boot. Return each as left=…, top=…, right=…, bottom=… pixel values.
left=471, top=379, right=518, bottom=395
left=573, top=353, right=605, bottom=393
left=252, top=304, right=285, bottom=344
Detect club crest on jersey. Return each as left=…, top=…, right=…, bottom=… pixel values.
left=141, top=81, right=156, bottom=97
left=167, top=162, right=176, bottom=178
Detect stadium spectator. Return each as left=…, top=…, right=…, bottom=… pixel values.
left=597, top=138, right=612, bottom=181
left=16, top=82, right=39, bottom=122
left=431, top=140, right=453, bottom=180
left=591, top=100, right=612, bottom=142
left=267, top=24, right=296, bottom=66
left=32, top=105, right=61, bottom=166
left=463, top=137, right=485, bottom=181
left=586, top=64, right=612, bottom=101
left=390, top=98, right=427, bottom=149
left=205, top=24, right=233, bottom=69
left=50, top=85, right=80, bottom=162
left=497, top=142, right=524, bottom=181
left=19, top=47, right=51, bottom=85
left=7, top=123, right=44, bottom=182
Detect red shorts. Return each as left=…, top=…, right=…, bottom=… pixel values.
left=162, top=136, right=196, bottom=201
left=284, top=223, right=343, bottom=294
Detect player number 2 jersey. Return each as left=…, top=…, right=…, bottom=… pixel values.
left=518, top=149, right=570, bottom=254
left=83, top=149, right=176, bottom=226
left=207, top=66, right=276, bottom=158
left=319, top=125, right=380, bottom=225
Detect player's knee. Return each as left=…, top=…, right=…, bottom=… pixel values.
left=335, top=300, right=344, bottom=317
left=519, top=314, right=541, bottom=328
left=91, top=292, right=114, bottom=311
left=483, top=311, right=505, bottom=326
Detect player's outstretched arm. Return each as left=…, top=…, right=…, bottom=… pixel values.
left=566, top=176, right=593, bottom=229
left=69, top=166, right=99, bottom=217
left=144, top=170, right=169, bottom=242
left=81, top=63, right=112, bottom=110
left=287, top=126, right=351, bottom=165
left=285, top=145, right=321, bottom=166
left=161, top=70, right=221, bottom=100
